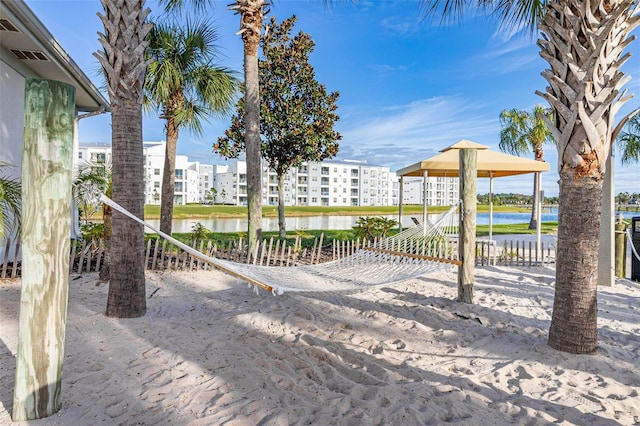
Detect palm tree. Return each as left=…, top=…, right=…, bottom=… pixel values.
left=499, top=105, right=554, bottom=229
left=95, top=0, right=152, bottom=318
left=72, top=164, right=113, bottom=281
left=0, top=162, right=21, bottom=239
left=617, top=108, right=640, bottom=165
left=423, top=0, right=640, bottom=354
left=229, top=0, right=269, bottom=253
left=144, top=18, right=238, bottom=235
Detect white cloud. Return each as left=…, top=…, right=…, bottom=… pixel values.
left=336, top=96, right=499, bottom=171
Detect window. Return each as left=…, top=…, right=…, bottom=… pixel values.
left=154, top=181, right=160, bottom=188
left=154, top=168, right=160, bottom=175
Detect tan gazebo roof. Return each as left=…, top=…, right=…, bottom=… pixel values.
left=396, top=140, right=550, bottom=178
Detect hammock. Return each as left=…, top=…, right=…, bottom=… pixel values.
left=100, top=194, right=461, bottom=295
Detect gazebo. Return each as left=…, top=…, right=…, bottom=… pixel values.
left=395, top=140, right=550, bottom=249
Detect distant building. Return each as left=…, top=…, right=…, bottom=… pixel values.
left=77, top=142, right=459, bottom=208
left=401, top=177, right=459, bottom=206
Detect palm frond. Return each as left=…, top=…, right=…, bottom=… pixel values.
left=0, top=162, right=21, bottom=239
left=617, top=110, right=640, bottom=165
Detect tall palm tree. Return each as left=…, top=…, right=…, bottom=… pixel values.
left=0, top=162, right=21, bottom=239
left=145, top=19, right=238, bottom=235
left=499, top=105, right=554, bottom=229
left=424, top=0, right=640, bottom=354
left=160, top=0, right=266, bottom=252
left=617, top=108, right=640, bottom=165
left=229, top=0, right=269, bottom=253
left=95, top=0, right=152, bottom=318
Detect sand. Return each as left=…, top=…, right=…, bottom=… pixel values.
left=1, top=265, right=639, bottom=425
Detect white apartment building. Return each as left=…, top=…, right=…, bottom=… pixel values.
left=79, top=141, right=201, bottom=205
left=78, top=142, right=458, bottom=207
left=215, top=159, right=395, bottom=207
left=401, top=177, right=459, bottom=206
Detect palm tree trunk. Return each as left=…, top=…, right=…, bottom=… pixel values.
left=160, top=116, right=178, bottom=235
left=96, top=0, right=151, bottom=318
left=548, top=173, right=602, bottom=354
left=232, top=0, right=266, bottom=252
left=538, top=0, right=639, bottom=354
left=277, top=172, right=286, bottom=239
left=240, top=2, right=264, bottom=252
left=107, top=102, right=147, bottom=318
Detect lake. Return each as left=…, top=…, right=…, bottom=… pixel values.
left=148, top=209, right=639, bottom=234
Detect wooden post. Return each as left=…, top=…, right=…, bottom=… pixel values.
left=422, top=170, right=429, bottom=230
left=458, top=148, right=476, bottom=303
left=13, top=79, right=75, bottom=421
left=598, top=153, right=615, bottom=286
left=615, top=216, right=627, bottom=278
left=398, top=175, right=404, bottom=232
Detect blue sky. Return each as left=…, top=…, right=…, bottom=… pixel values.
left=26, top=0, right=640, bottom=197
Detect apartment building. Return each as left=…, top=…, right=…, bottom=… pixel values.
left=79, top=141, right=200, bottom=205
left=78, top=142, right=457, bottom=207
left=401, top=177, right=459, bottom=206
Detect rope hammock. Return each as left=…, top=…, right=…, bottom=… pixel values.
left=99, top=194, right=461, bottom=295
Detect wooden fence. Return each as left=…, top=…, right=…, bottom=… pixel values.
left=1, top=235, right=556, bottom=280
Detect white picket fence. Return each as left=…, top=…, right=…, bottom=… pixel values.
left=1, top=235, right=556, bottom=280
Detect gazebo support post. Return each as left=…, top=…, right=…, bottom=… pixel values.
left=398, top=175, right=403, bottom=232
left=536, top=172, right=542, bottom=261
left=458, top=148, right=476, bottom=303
left=422, top=170, right=428, bottom=233
left=489, top=174, right=494, bottom=242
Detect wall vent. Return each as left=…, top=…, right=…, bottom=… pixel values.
left=11, top=49, right=49, bottom=61
left=0, top=18, right=20, bottom=32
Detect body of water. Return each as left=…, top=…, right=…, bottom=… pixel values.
left=148, top=209, right=639, bottom=234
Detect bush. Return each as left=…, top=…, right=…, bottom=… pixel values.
left=352, top=216, right=398, bottom=241
left=190, top=222, right=210, bottom=242
left=80, top=222, right=104, bottom=241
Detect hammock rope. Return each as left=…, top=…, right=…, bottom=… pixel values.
left=99, top=194, right=460, bottom=295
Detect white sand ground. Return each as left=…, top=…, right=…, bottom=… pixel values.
left=1, top=265, right=639, bottom=425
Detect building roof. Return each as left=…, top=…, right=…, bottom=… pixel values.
left=0, top=0, right=109, bottom=112
left=396, top=139, right=550, bottom=178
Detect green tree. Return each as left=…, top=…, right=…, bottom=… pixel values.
left=616, top=108, right=640, bottom=165
left=205, top=187, right=218, bottom=204
left=145, top=18, right=238, bottom=235
left=72, top=164, right=114, bottom=282
left=215, top=15, right=341, bottom=238
left=499, top=105, right=554, bottom=229
left=95, top=0, right=152, bottom=318
left=423, top=0, right=640, bottom=354
left=0, top=162, right=21, bottom=239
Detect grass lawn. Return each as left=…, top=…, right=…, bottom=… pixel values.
left=142, top=203, right=533, bottom=219
left=161, top=221, right=558, bottom=248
